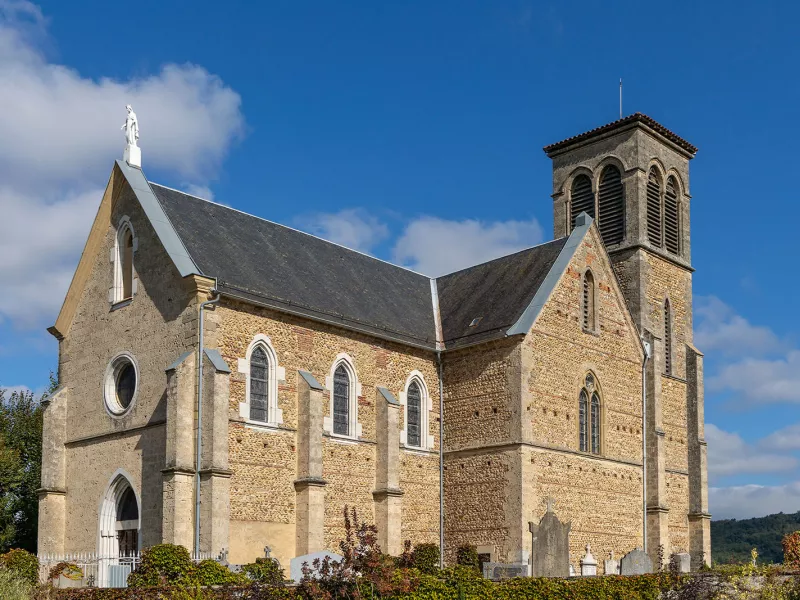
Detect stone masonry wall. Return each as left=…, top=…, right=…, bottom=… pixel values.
left=213, top=301, right=440, bottom=566
left=57, top=183, right=200, bottom=552
left=521, top=225, right=644, bottom=570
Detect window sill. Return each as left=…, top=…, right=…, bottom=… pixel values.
left=243, top=420, right=288, bottom=433
left=324, top=433, right=360, bottom=445
left=110, top=298, right=133, bottom=311
left=402, top=446, right=437, bottom=456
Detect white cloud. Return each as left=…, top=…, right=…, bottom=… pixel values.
left=761, top=423, right=800, bottom=451
left=708, top=351, right=800, bottom=405
left=299, top=209, right=390, bottom=254
left=0, top=2, right=244, bottom=329
left=695, top=296, right=783, bottom=357
left=705, top=423, right=797, bottom=482
left=392, top=216, right=544, bottom=277
left=710, top=482, right=800, bottom=520
left=183, top=184, right=215, bottom=202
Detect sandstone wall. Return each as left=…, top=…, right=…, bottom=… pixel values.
left=213, top=301, right=441, bottom=566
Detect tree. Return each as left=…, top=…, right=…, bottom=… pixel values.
left=0, top=373, right=52, bottom=552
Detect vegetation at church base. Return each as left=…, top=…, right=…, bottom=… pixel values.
left=712, top=511, right=800, bottom=565
left=1, top=548, right=40, bottom=586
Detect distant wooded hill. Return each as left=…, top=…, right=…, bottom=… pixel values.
left=712, top=512, right=800, bottom=564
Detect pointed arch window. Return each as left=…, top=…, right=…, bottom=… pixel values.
left=249, top=346, right=270, bottom=422
left=582, top=270, right=596, bottom=332
left=664, top=299, right=673, bottom=376
left=324, top=355, right=362, bottom=439
left=333, top=364, right=351, bottom=436
left=110, top=218, right=137, bottom=305
left=401, top=372, right=432, bottom=450
left=597, top=165, right=625, bottom=245
left=570, top=174, right=595, bottom=231
left=579, top=373, right=601, bottom=455
left=238, top=335, right=284, bottom=427
left=646, top=168, right=663, bottom=247
left=406, top=381, right=422, bottom=448
left=665, top=176, right=680, bottom=255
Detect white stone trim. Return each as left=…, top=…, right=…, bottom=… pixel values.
left=399, top=370, right=433, bottom=450
left=238, top=334, right=284, bottom=427
left=103, top=352, right=139, bottom=417
left=97, top=469, right=140, bottom=586
left=110, top=216, right=139, bottom=305
left=323, top=353, right=362, bottom=440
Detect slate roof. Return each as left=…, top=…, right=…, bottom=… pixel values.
left=436, top=238, right=568, bottom=349
left=543, top=113, right=697, bottom=156
left=149, top=182, right=573, bottom=351
left=152, top=184, right=438, bottom=348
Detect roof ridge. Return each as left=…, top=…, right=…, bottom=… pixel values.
left=435, top=237, right=568, bottom=280
left=543, top=112, right=697, bottom=156
left=149, top=182, right=431, bottom=279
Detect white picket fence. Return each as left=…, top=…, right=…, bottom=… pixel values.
left=38, top=550, right=216, bottom=588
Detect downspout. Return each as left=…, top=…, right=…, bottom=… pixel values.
left=641, top=337, right=652, bottom=554
left=437, top=350, right=445, bottom=569
left=195, top=290, right=220, bottom=557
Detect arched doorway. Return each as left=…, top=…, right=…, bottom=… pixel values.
left=98, top=473, right=140, bottom=586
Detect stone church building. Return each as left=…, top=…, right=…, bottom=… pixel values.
left=38, top=113, right=710, bottom=574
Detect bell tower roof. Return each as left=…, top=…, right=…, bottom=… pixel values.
left=543, top=112, right=697, bottom=159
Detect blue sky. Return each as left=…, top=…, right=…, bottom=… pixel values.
left=1, top=0, right=800, bottom=519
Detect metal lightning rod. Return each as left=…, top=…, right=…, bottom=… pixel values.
left=619, top=78, right=623, bottom=119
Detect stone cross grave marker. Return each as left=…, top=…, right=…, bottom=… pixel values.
left=528, top=498, right=571, bottom=578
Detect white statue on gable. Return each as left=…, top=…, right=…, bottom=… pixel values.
left=121, top=105, right=139, bottom=147
left=121, top=104, right=141, bottom=167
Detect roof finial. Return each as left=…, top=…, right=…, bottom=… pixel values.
left=619, top=78, right=623, bottom=120
left=121, top=104, right=141, bottom=168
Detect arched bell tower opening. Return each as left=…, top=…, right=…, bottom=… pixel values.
left=98, top=472, right=140, bottom=559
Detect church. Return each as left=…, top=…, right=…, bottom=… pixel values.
left=37, top=111, right=710, bottom=576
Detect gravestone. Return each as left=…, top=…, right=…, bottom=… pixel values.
left=528, top=497, right=571, bottom=578
left=580, top=544, right=597, bottom=576
left=620, top=548, right=652, bottom=575
left=569, top=564, right=576, bottom=577
left=604, top=551, right=620, bottom=575
left=671, top=552, right=691, bottom=573
left=289, top=551, right=344, bottom=583
left=482, top=562, right=528, bottom=580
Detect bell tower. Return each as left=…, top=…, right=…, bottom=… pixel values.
left=544, top=113, right=710, bottom=567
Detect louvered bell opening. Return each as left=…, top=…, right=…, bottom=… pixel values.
left=665, top=177, right=680, bottom=255
left=597, top=166, right=624, bottom=246
left=646, top=169, right=662, bottom=247
left=570, top=174, right=594, bottom=231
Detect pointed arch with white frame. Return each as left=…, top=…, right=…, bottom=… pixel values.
left=109, top=216, right=139, bottom=304
left=399, top=370, right=434, bottom=450
left=237, top=334, right=285, bottom=427
left=324, top=353, right=362, bottom=440
left=97, top=469, right=140, bottom=586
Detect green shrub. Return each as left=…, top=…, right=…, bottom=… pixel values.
left=411, top=543, right=440, bottom=575
left=0, top=548, right=39, bottom=586
left=193, top=559, right=244, bottom=586
left=243, top=557, right=286, bottom=585
left=127, top=543, right=193, bottom=587
left=455, top=545, right=479, bottom=572
left=0, top=567, right=32, bottom=600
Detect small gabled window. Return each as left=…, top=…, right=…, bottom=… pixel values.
left=406, top=381, right=422, bottom=448
left=323, top=355, right=362, bottom=440
left=582, top=270, right=596, bottom=332
left=111, top=218, right=137, bottom=305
